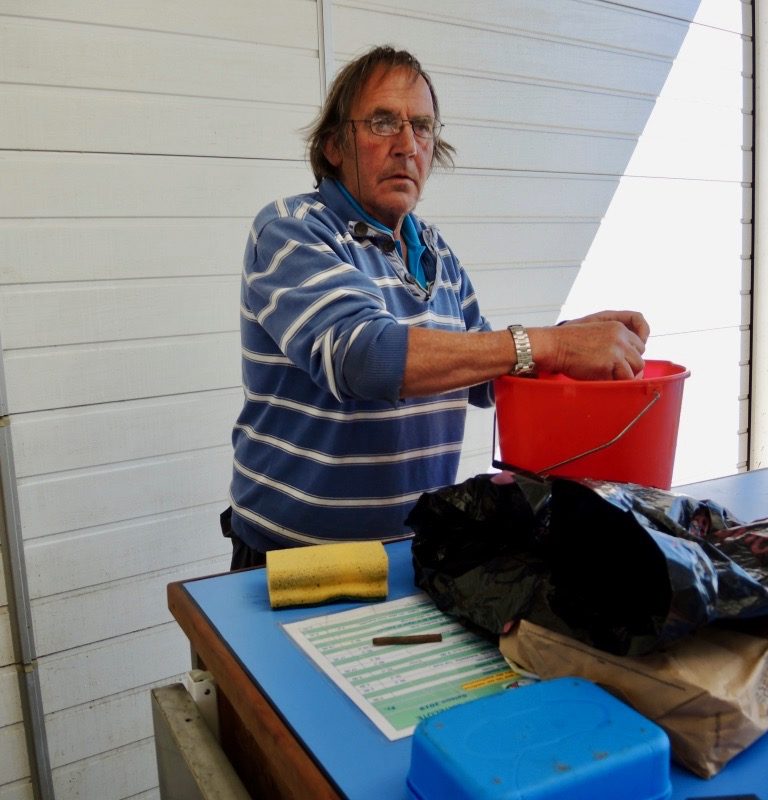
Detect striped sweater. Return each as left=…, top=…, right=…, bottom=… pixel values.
left=229, top=178, right=493, bottom=551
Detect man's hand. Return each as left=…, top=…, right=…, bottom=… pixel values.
left=529, top=310, right=650, bottom=380
left=401, top=310, right=650, bottom=397
left=564, top=310, right=650, bottom=342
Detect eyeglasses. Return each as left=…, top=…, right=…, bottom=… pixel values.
left=347, top=114, right=443, bottom=140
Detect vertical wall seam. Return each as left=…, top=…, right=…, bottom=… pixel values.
left=0, top=343, right=55, bottom=798
left=751, top=0, right=766, bottom=469
left=743, top=0, right=756, bottom=470
left=317, top=0, right=335, bottom=100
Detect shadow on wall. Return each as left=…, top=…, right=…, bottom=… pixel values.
left=558, top=1, right=749, bottom=484
left=419, top=1, right=709, bottom=328
left=413, top=0, right=747, bottom=484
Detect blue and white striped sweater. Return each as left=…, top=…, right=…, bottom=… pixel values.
left=229, top=178, right=492, bottom=550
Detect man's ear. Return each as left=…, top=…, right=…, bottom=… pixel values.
left=323, top=134, right=344, bottom=169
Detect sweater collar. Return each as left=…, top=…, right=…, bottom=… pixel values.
left=326, top=179, right=427, bottom=288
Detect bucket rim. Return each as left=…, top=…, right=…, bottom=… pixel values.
left=495, top=359, right=690, bottom=387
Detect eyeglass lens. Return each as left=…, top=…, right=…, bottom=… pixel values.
left=366, top=115, right=441, bottom=139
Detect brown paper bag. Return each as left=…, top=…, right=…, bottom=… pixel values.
left=500, top=619, right=768, bottom=778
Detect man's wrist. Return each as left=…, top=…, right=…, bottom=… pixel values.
left=507, top=324, right=537, bottom=376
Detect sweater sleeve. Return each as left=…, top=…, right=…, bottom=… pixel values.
left=439, top=235, right=495, bottom=409
left=244, top=208, right=407, bottom=405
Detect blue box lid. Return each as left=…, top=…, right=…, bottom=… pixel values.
left=407, top=677, right=671, bottom=800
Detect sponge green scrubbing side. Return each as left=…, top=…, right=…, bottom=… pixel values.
left=266, top=541, right=388, bottom=608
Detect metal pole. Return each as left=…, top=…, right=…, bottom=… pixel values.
left=317, top=0, right=335, bottom=100
left=0, top=339, right=54, bottom=798
left=752, top=0, right=767, bottom=468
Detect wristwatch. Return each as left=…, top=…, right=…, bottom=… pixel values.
left=507, top=324, right=536, bottom=376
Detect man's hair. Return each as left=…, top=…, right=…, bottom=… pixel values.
left=306, top=45, right=456, bottom=185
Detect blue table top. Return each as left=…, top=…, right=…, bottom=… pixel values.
left=183, top=472, right=768, bottom=799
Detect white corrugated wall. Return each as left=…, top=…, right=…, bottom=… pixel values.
left=0, top=1, right=752, bottom=797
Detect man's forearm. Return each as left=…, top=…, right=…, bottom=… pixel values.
left=400, top=328, right=517, bottom=397
left=400, top=314, right=649, bottom=398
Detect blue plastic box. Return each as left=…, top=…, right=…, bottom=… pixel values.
left=406, top=677, right=671, bottom=800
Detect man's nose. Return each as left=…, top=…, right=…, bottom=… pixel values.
left=391, top=122, right=418, bottom=156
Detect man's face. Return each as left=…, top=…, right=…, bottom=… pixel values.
left=324, top=65, right=435, bottom=236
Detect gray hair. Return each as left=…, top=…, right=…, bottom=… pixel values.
left=305, top=45, right=456, bottom=185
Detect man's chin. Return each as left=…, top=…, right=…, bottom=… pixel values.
left=381, top=190, right=419, bottom=215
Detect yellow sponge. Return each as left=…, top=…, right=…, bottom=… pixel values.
left=266, top=541, right=388, bottom=608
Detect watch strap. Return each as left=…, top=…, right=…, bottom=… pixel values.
left=507, top=324, right=536, bottom=376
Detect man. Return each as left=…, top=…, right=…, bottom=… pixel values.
left=224, top=46, right=649, bottom=568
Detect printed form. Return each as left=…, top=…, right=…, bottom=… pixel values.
left=283, top=593, right=536, bottom=740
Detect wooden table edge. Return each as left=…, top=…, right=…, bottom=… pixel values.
left=167, top=577, right=343, bottom=800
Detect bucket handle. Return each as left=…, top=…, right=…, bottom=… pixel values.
left=492, top=390, right=661, bottom=475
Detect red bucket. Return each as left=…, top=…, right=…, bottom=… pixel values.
left=494, top=360, right=690, bottom=489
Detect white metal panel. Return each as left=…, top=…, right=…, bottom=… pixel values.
left=557, top=1, right=750, bottom=482
left=4, top=333, right=240, bottom=414
left=484, top=308, right=561, bottom=331
left=450, top=126, right=639, bottom=177
left=648, top=328, right=744, bottom=485
left=344, top=0, right=697, bottom=56
left=0, top=85, right=309, bottom=160
left=367, top=0, right=748, bottom=38
left=607, top=0, right=747, bottom=31
left=469, top=264, right=580, bottom=315
left=37, top=624, right=189, bottom=714
left=658, top=12, right=750, bottom=74
left=659, top=44, right=750, bottom=108
left=0, top=724, right=30, bottom=785
left=447, top=89, right=746, bottom=181
left=436, top=71, right=656, bottom=134
left=31, top=560, right=229, bottom=656
left=334, top=4, right=682, bottom=95
left=435, top=221, right=600, bottom=267
left=458, top=405, right=496, bottom=479
left=423, top=170, right=618, bottom=218
left=0, top=780, right=34, bottom=800
left=0, top=218, right=249, bottom=284
left=0, top=0, right=317, bottom=45
left=624, top=96, right=748, bottom=181
left=0, top=153, right=312, bottom=218
left=0, top=2, right=323, bottom=797
left=560, top=178, right=745, bottom=334
left=51, top=738, right=158, bottom=800
left=0, top=16, right=320, bottom=107
left=664, top=59, right=750, bottom=110
left=46, top=683, right=167, bottom=770
left=24, top=504, right=232, bottom=598
left=18, top=447, right=232, bottom=540
left=11, top=390, right=241, bottom=478
left=0, top=607, right=13, bottom=667
left=0, top=278, right=239, bottom=349
left=0, top=665, right=22, bottom=727
left=435, top=60, right=743, bottom=182
left=457, top=452, right=495, bottom=481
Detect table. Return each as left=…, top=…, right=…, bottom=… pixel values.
left=168, top=470, right=768, bottom=799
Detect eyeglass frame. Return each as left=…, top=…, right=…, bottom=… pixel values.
left=345, top=114, right=444, bottom=140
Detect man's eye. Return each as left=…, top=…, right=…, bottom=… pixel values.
left=372, top=115, right=399, bottom=131
left=411, top=118, right=433, bottom=136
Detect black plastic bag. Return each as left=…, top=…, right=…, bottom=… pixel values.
left=408, top=471, right=768, bottom=656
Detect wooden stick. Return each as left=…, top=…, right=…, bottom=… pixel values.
left=371, top=633, right=443, bottom=646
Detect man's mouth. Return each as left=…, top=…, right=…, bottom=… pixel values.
left=384, top=174, right=416, bottom=184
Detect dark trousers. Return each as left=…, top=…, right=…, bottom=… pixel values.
left=220, top=507, right=266, bottom=571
